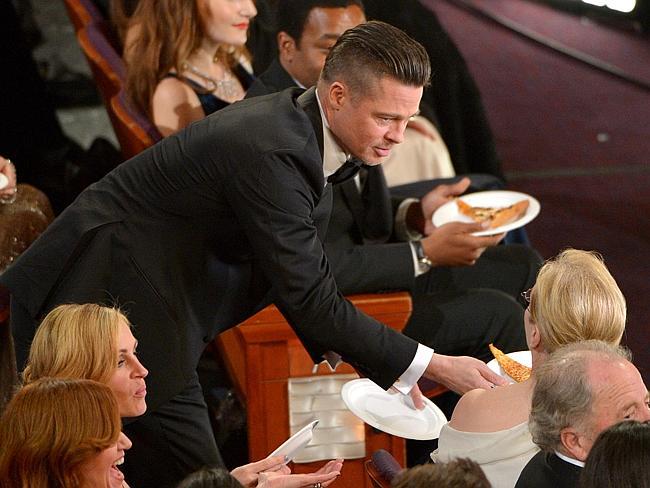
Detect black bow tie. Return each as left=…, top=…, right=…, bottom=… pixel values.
left=327, top=157, right=366, bottom=185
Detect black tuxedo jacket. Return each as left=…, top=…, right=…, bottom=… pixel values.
left=1, top=88, right=418, bottom=410
left=247, top=59, right=416, bottom=295
left=515, top=451, right=581, bottom=488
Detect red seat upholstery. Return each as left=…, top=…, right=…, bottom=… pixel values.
left=77, top=23, right=126, bottom=107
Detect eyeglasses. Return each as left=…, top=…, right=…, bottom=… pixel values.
left=521, top=288, right=532, bottom=306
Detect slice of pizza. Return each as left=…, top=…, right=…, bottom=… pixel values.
left=457, top=198, right=529, bottom=229
left=489, top=343, right=531, bottom=383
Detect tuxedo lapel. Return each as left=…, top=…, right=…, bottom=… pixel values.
left=337, top=167, right=393, bottom=245
left=360, top=166, right=393, bottom=242
left=339, top=179, right=366, bottom=231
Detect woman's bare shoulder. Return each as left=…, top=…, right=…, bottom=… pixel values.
left=448, top=387, right=492, bottom=429
left=152, top=78, right=204, bottom=136
left=448, top=384, right=526, bottom=433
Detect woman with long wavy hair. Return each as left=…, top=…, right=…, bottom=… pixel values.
left=125, top=0, right=257, bottom=136
left=21, top=303, right=342, bottom=488
left=0, top=377, right=131, bottom=488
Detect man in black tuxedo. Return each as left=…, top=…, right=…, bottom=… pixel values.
left=247, top=0, right=540, bottom=366
left=516, top=341, right=650, bottom=488
left=1, top=22, right=506, bottom=488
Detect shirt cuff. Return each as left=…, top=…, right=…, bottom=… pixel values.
left=394, top=198, right=423, bottom=242
left=392, top=343, right=434, bottom=395
left=409, top=241, right=429, bottom=277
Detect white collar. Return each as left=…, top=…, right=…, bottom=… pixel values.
left=293, top=77, right=307, bottom=89
left=554, top=451, right=585, bottom=468
left=315, top=89, right=350, bottom=180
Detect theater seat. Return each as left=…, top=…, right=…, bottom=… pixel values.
left=216, top=293, right=412, bottom=487
left=110, top=89, right=162, bottom=159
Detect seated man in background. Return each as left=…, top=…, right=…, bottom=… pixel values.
left=247, top=0, right=456, bottom=186
left=247, top=0, right=541, bottom=368
left=515, top=340, right=650, bottom=488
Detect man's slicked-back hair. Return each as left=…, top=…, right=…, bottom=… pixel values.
left=320, top=21, right=431, bottom=94
left=276, top=0, right=365, bottom=43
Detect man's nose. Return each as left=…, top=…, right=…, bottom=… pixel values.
left=386, top=123, right=406, bottom=144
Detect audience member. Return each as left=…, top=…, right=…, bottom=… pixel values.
left=247, top=0, right=540, bottom=373
left=125, top=0, right=256, bottom=136
left=391, top=458, right=491, bottom=488
left=578, top=420, right=650, bottom=488
left=22, top=303, right=149, bottom=417
left=22, top=303, right=342, bottom=487
left=2, top=21, right=504, bottom=488
left=0, top=156, right=18, bottom=202
left=434, top=249, right=627, bottom=487
left=515, top=340, right=650, bottom=488
left=0, top=377, right=131, bottom=488
left=247, top=0, right=455, bottom=185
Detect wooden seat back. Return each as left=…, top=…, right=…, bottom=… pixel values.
left=110, top=89, right=162, bottom=159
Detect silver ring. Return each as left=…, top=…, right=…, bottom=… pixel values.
left=313, top=483, right=322, bottom=488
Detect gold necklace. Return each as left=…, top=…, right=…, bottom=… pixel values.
left=181, top=61, right=239, bottom=99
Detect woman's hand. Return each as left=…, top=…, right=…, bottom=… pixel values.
left=0, top=156, right=18, bottom=204
left=231, top=456, right=289, bottom=487
left=256, top=459, right=343, bottom=488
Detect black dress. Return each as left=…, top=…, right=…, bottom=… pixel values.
left=163, top=64, right=254, bottom=115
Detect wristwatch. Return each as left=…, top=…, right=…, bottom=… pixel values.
left=414, top=240, right=433, bottom=274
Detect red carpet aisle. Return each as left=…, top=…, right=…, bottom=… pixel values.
left=422, top=0, right=650, bottom=379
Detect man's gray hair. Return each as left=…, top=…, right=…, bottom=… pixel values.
left=529, top=340, right=632, bottom=452
left=320, top=20, right=431, bottom=94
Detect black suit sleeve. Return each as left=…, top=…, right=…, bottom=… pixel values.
left=225, top=148, right=419, bottom=388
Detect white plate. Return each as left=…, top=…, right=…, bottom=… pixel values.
left=341, top=379, right=447, bottom=440
left=487, top=350, right=532, bottom=384
left=432, top=190, right=540, bottom=237
left=0, top=174, right=8, bottom=190
left=269, top=419, right=319, bottom=464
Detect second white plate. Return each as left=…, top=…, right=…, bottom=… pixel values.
left=269, top=419, right=319, bottom=463
left=341, top=379, right=447, bottom=440
left=486, top=350, right=532, bottom=384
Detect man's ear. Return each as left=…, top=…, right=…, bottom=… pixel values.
left=326, top=81, right=346, bottom=110
left=277, top=32, right=297, bottom=63
left=559, top=426, right=591, bottom=462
